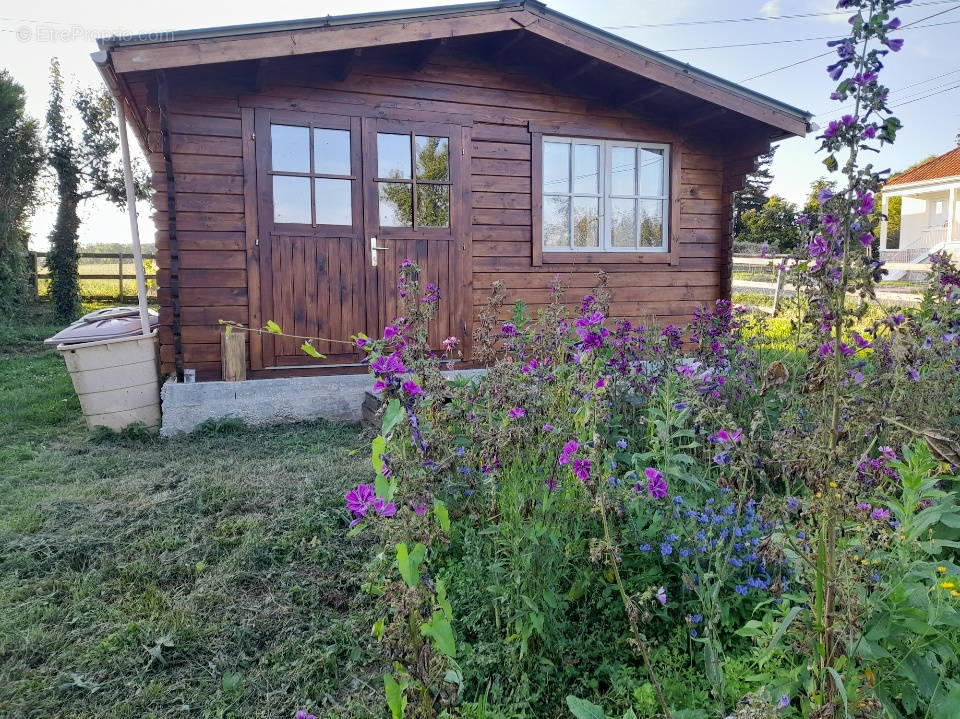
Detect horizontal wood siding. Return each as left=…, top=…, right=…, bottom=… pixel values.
left=132, top=42, right=768, bottom=379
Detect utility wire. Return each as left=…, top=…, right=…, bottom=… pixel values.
left=812, top=68, right=960, bottom=116
left=740, top=3, right=960, bottom=82
left=602, top=0, right=959, bottom=29
left=658, top=19, right=960, bottom=52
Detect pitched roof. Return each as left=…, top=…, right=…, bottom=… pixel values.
left=94, top=0, right=810, bottom=138
left=886, top=146, right=960, bottom=187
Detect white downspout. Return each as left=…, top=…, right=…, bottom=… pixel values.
left=880, top=193, right=889, bottom=250
left=114, top=95, right=152, bottom=337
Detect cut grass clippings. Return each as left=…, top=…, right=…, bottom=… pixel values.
left=0, top=303, right=382, bottom=719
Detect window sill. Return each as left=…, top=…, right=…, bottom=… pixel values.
left=540, top=250, right=676, bottom=265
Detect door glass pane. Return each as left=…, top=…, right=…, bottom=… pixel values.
left=314, top=178, right=352, bottom=225
left=573, top=197, right=600, bottom=248
left=415, top=136, right=449, bottom=181
left=639, top=199, right=665, bottom=247
left=377, top=133, right=412, bottom=179
left=271, top=125, right=309, bottom=173
left=640, top=148, right=665, bottom=196
left=543, top=141, right=570, bottom=193
left=611, top=198, right=637, bottom=248
left=313, top=128, right=351, bottom=176
left=416, top=184, right=450, bottom=227
left=543, top=195, right=570, bottom=247
left=610, top=146, right=637, bottom=196
left=379, top=182, right=413, bottom=227
left=574, top=143, right=600, bottom=194
left=273, top=176, right=311, bottom=223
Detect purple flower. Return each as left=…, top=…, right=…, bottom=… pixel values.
left=778, top=695, right=790, bottom=710
left=412, top=503, right=427, bottom=516
left=862, top=125, right=877, bottom=140
left=383, top=325, right=399, bottom=340
left=296, top=711, right=317, bottom=719
left=870, top=508, right=891, bottom=520
left=402, top=380, right=424, bottom=397
left=645, top=468, right=668, bottom=499
left=809, top=234, right=829, bottom=257
left=617, top=439, right=628, bottom=450
left=908, top=366, right=920, bottom=381
left=714, top=428, right=742, bottom=445
left=879, top=445, right=897, bottom=460
left=572, top=458, right=591, bottom=482
left=508, top=406, right=526, bottom=419
left=885, top=37, right=904, bottom=52
left=856, top=502, right=872, bottom=511
left=543, top=423, right=554, bottom=433
left=371, top=353, right=407, bottom=376
left=595, top=376, right=607, bottom=389
left=656, top=586, right=667, bottom=606
left=855, top=191, right=875, bottom=216
left=345, top=484, right=395, bottom=527
left=545, top=477, right=558, bottom=492
left=817, top=188, right=833, bottom=204
left=501, top=322, right=518, bottom=337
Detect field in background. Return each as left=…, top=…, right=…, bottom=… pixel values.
left=33, top=253, right=157, bottom=302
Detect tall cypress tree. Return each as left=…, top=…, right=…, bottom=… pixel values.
left=732, top=146, right=776, bottom=237
left=45, top=59, right=150, bottom=321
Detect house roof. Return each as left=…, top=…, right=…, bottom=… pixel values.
left=94, top=0, right=810, bottom=139
left=886, top=146, right=960, bottom=187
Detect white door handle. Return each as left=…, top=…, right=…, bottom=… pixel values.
left=370, top=237, right=389, bottom=267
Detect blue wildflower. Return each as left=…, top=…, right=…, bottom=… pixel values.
left=660, top=542, right=673, bottom=556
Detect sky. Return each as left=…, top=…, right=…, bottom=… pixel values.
left=2, top=0, right=959, bottom=250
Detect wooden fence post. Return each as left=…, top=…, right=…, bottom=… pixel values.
left=221, top=328, right=247, bottom=381
left=772, top=261, right=785, bottom=316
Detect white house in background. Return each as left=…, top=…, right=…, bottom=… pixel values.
left=881, top=146, right=960, bottom=264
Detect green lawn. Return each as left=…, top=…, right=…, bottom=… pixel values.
left=0, top=304, right=381, bottom=718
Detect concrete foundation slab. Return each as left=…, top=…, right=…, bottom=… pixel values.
left=160, top=369, right=485, bottom=436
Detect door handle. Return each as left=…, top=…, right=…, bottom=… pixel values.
left=370, top=237, right=389, bottom=267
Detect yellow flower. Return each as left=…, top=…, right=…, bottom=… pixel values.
left=952, top=590, right=960, bottom=598
left=829, top=481, right=838, bottom=488
left=940, top=581, right=956, bottom=589
left=815, top=491, right=822, bottom=498
left=861, top=559, right=869, bottom=566
left=937, top=566, right=947, bottom=574
left=854, top=555, right=860, bottom=562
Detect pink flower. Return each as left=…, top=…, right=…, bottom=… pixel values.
left=508, top=406, right=526, bottom=419
left=558, top=440, right=579, bottom=466
left=345, top=483, right=395, bottom=527
left=645, top=468, right=668, bottom=499
left=442, top=336, right=458, bottom=350
left=412, top=502, right=427, bottom=516
left=383, top=325, right=399, bottom=340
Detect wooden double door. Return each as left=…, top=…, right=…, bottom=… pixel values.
left=253, top=109, right=471, bottom=368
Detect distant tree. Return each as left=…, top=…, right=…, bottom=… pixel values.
left=803, top=177, right=839, bottom=231
left=0, top=70, right=45, bottom=316
left=45, top=59, right=150, bottom=320
left=380, top=137, right=450, bottom=229
left=739, top=195, right=802, bottom=251
left=732, top=146, right=776, bottom=237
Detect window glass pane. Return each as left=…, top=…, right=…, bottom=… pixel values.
left=573, top=197, right=600, bottom=248
left=271, top=125, right=309, bottom=173
left=610, top=146, right=637, bottom=196
left=543, top=196, right=570, bottom=247
left=639, top=199, right=665, bottom=247
left=543, top=141, right=570, bottom=193
left=574, top=144, right=600, bottom=194
left=273, top=176, right=311, bottom=223
left=640, top=148, right=665, bottom=196
left=378, top=133, right=412, bottom=179
left=611, top=198, right=637, bottom=248
left=314, top=178, right=352, bottom=225
left=313, top=128, right=351, bottom=176
left=379, top=182, right=413, bottom=227
left=415, top=136, right=449, bottom=181
left=416, top=184, right=450, bottom=227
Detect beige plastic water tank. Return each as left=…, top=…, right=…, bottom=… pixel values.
left=57, top=331, right=161, bottom=431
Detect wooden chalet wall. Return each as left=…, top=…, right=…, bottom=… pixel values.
left=125, top=42, right=768, bottom=380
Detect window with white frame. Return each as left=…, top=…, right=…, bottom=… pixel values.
left=542, top=137, right=669, bottom=252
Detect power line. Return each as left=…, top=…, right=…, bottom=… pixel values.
left=601, top=0, right=959, bottom=29
left=740, top=3, right=960, bottom=82
left=888, top=83, right=960, bottom=109
left=658, top=19, right=960, bottom=52
left=812, top=68, right=960, bottom=117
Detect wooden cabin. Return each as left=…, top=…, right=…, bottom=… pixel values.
left=94, top=0, right=810, bottom=381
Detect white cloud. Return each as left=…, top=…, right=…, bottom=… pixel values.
left=760, top=0, right=781, bottom=18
